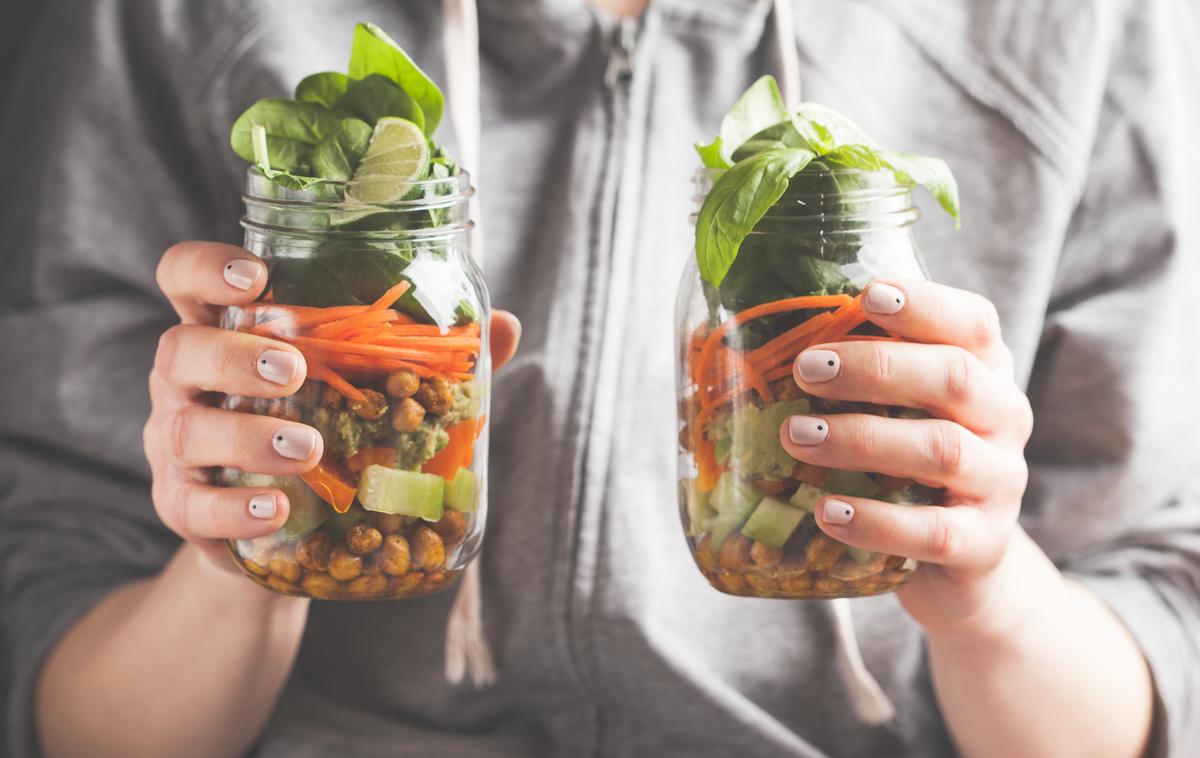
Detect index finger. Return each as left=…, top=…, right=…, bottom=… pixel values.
left=156, top=241, right=268, bottom=324
left=860, top=279, right=1013, bottom=371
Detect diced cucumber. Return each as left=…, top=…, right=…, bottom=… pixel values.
left=357, top=464, right=445, bottom=521
left=740, top=496, right=808, bottom=548
left=682, top=479, right=717, bottom=536
left=824, top=470, right=880, bottom=499
left=788, top=483, right=825, bottom=513
left=445, top=467, right=478, bottom=512
left=708, top=473, right=762, bottom=549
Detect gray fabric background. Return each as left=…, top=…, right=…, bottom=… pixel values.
left=2, top=1, right=1198, bottom=756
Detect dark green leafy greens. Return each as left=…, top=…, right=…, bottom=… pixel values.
left=229, top=21, right=446, bottom=189
left=694, top=76, right=961, bottom=288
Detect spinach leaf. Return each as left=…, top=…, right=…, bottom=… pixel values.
left=295, top=72, right=349, bottom=108
left=348, top=22, right=443, bottom=135
left=695, top=75, right=788, bottom=169
left=695, top=147, right=815, bottom=287
left=231, top=99, right=366, bottom=173
left=878, top=150, right=961, bottom=226
left=334, top=74, right=425, bottom=129
left=310, top=118, right=374, bottom=180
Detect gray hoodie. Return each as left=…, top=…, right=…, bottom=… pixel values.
left=2, top=1, right=1199, bottom=756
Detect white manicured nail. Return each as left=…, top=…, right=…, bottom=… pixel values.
left=796, top=349, right=840, bottom=383
left=223, top=259, right=263, bottom=291
left=248, top=494, right=277, bottom=519
left=272, top=427, right=318, bottom=460
left=864, top=282, right=906, bottom=315
left=788, top=415, right=829, bottom=445
left=823, top=499, right=855, bottom=525
left=257, top=350, right=299, bottom=385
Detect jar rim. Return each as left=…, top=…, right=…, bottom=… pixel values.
left=243, top=166, right=475, bottom=208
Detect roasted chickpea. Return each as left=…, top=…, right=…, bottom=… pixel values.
left=347, top=574, right=388, bottom=596
left=694, top=537, right=718, bottom=574
left=241, top=559, right=271, bottom=577
left=268, top=558, right=302, bottom=583
left=390, top=397, right=426, bottom=433
left=750, top=541, right=783, bottom=569
left=301, top=572, right=341, bottom=599
left=778, top=573, right=813, bottom=594
left=419, top=570, right=450, bottom=593
left=432, top=510, right=467, bottom=547
left=716, top=571, right=748, bottom=595
left=415, top=376, right=453, bottom=416
left=328, top=544, right=363, bottom=581
left=367, top=512, right=406, bottom=535
left=813, top=577, right=845, bottom=596
left=804, top=534, right=842, bottom=571
left=321, top=385, right=346, bottom=409
left=410, top=526, right=446, bottom=571
left=360, top=556, right=384, bottom=575
left=830, top=553, right=887, bottom=581
left=348, top=388, right=388, bottom=421
left=717, top=535, right=753, bottom=571
left=378, top=534, right=412, bottom=576
left=391, top=573, right=422, bottom=594
left=346, top=523, right=383, bottom=555
left=296, top=531, right=332, bottom=572
left=745, top=574, right=779, bottom=595
left=385, top=369, right=421, bottom=398
left=267, top=575, right=299, bottom=594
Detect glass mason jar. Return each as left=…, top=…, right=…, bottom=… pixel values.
left=676, top=168, right=942, bottom=599
left=219, top=169, right=490, bottom=601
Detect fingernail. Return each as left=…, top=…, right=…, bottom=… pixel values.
left=272, top=426, right=318, bottom=460
left=223, top=259, right=263, bottom=291
left=788, top=415, right=829, bottom=445
left=823, top=499, right=855, bottom=525
left=797, top=349, right=840, bottom=383
left=865, top=282, right=906, bottom=315
left=257, top=350, right=299, bottom=385
left=248, top=494, right=277, bottom=519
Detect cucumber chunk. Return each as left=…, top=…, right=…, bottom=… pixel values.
left=445, top=467, right=478, bottom=512
left=682, top=479, right=717, bottom=536
left=741, top=496, right=808, bottom=548
left=357, top=464, right=444, bottom=521
left=824, top=470, right=880, bottom=499
left=708, top=473, right=762, bottom=549
left=788, top=483, right=825, bottom=513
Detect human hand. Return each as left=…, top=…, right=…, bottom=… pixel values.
left=777, top=279, right=1033, bottom=637
left=143, top=241, right=520, bottom=573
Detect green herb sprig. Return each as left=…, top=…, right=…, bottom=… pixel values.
left=695, top=76, right=960, bottom=288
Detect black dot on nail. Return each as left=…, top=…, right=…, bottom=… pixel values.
left=844, top=509, right=852, bottom=516
left=895, top=297, right=902, bottom=303
left=827, top=360, right=835, bottom=366
left=226, top=264, right=233, bottom=270
left=817, top=425, right=824, bottom=431
left=276, top=435, right=284, bottom=442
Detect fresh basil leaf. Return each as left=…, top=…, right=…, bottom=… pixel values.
left=821, top=144, right=886, bottom=171
left=310, top=118, right=373, bottom=180
left=795, top=103, right=879, bottom=149
left=231, top=99, right=363, bottom=173
left=334, top=74, right=425, bottom=130
left=788, top=114, right=835, bottom=155
left=878, top=150, right=961, bottom=225
left=695, top=75, right=788, bottom=168
left=695, top=147, right=815, bottom=287
left=696, top=139, right=729, bottom=169
left=348, top=22, right=443, bottom=135
left=295, top=72, right=349, bottom=108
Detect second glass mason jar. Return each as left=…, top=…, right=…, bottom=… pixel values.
left=677, top=168, right=943, bottom=599
left=220, top=169, right=490, bottom=601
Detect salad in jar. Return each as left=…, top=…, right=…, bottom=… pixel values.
left=218, top=23, right=489, bottom=601
left=677, top=77, right=961, bottom=599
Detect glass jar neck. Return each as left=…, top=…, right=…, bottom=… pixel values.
left=241, top=168, right=474, bottom=242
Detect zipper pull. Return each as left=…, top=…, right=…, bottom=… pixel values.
left=604, top=17, right=638, bottom=87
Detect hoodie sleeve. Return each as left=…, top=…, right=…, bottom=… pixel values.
left=0, top=2, right=246, bottom=755
left=1022, top=3, right=1200, bottom=755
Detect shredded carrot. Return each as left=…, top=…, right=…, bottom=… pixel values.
left=369, top=280, right=412, bottom=311
left=300, top=457, right=358, bottom=514
left=307, top=309, right=402, bottom=340
left=306, top=365, right=366, bottom=403
left=747, top=311, right=835, bottom=372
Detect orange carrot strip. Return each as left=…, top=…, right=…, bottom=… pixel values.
left=369, top=280, right=412, bottom=311
left=306, top=365, right=366, bottom=403
left=747, top=311, right=835, bottom=372
left=372, top=336, right=482, bottom=350
left=696, top=295, right=852, bottom=405
left=307, top=309, right=402, bottom=340
left=346, top=446, right=398, bottom=473
left=300, top=457, right=358, bottom=514
left=289, top=335, right=461, bottom=362
left=422, top=421, right=480, bottom=479
left=808, top=296, right=866, bottom=346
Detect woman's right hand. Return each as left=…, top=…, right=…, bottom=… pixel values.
left=143, top=241, right=323, bottom=572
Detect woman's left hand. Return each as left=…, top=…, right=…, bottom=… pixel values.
left=778, top=279, right=1034, bottom=637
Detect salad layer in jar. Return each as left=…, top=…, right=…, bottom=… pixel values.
left=678, top=77, right=961, bottom=599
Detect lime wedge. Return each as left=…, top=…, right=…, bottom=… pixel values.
left=346, top=117, right=429, bottom=204
left=795, top=103, right=879, bottom=149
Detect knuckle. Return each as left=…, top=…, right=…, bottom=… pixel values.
left=928, top=421, right=966, bottom=479
left=942, top=349, right=977, bottom=407
left=165, top=405, right=201, bottom=462
left=970, top=296, right=1003, bottom=347
left=925, top=507, right=961, bottom=562
left=866, top=342, right=897, bottom=385
left=1011, top=392, right=1035, bottom=441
